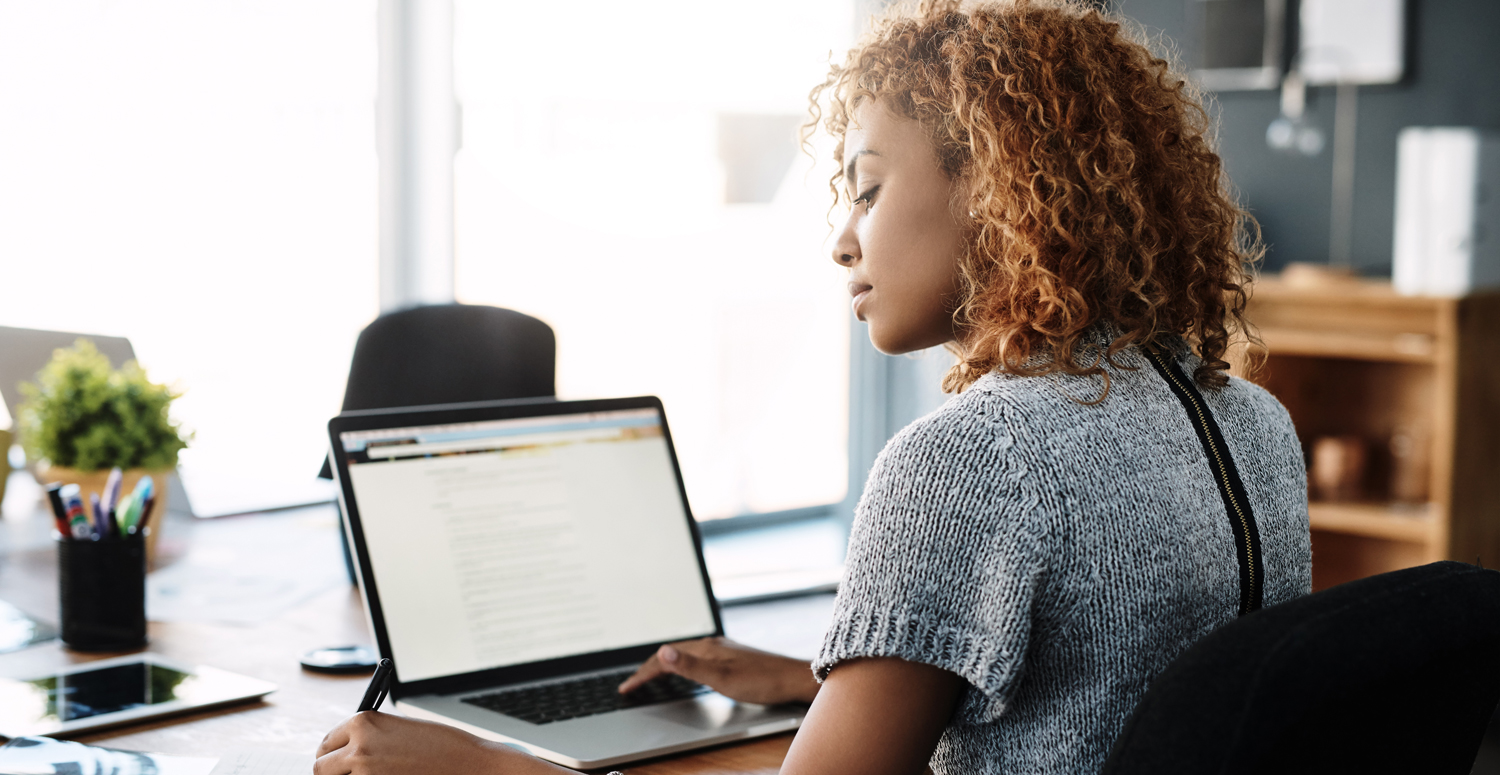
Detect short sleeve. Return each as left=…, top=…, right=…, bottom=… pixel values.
left=812, top=397, right=1049, bottom=723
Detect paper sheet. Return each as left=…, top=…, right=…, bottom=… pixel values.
left=208, top=749, right=312, bottom=775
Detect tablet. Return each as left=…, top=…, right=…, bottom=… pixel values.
left=0, top=653, right=276, bottom=737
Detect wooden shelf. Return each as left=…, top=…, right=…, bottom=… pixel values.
left=1242, top=276, right=1500, bottom=590
left=1255, top=327, right=1437, bottom=364
left=1308, top=502, right=1435, bottom=544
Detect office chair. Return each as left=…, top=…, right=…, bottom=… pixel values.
left=319, top=303, right=556, bottom=479
left=1102, top=561, right=1500, bottom=775
left=319, top=304, right=556, bottom=581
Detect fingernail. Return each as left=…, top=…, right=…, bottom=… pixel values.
left=660, top=645, right=679, bottom=664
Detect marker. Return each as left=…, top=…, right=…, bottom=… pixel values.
left=123, top=477, right=153, bottom=533
left=44, top=483, right=70, bottom=536
left=136, top=494, right=158, bottom=535
left=90, top=493, right=105, bottom=537
left=108, top=494, right=128, bottom=539
left=118, top=493, right=137, bottom=536
left=102, top=467, right=123, bottom=528
left=60, top=484, right=91, bottom=540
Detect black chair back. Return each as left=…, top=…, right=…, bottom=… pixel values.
left=339, top=303, right=555, bottom=412
left=319, top=304, right=556, bottom=479
left=1104, top=561, right=1500, bottom=775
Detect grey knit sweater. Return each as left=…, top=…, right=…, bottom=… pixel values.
left=812, top=341, right=1311, bottom=773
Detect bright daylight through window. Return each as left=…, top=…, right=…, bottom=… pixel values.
left=452, top=0, right=855, bottom=520
left=0, top=1, right=376, bottom=514
left=0, top=1, right=854, bottom=525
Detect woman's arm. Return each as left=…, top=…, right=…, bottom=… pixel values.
left=315, top=653, right=962, bottom=775
left=619, top=639, right=965, bottom=774
left=782, top=657, right=965, bottom=775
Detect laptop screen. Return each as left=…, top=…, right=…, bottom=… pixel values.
left=339, top=406, right=718, bottom=683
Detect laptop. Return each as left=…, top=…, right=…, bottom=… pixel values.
left=0, top=326, right=137, bottom=426
left=0, top=325, right=337, bottom=518
left=326, top=396, right=807, bottom=769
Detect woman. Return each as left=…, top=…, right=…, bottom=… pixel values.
left=314, top=1, right=1310, bottom=772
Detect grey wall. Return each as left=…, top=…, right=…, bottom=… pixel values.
left=1114, top=0, right=1500, bottom=275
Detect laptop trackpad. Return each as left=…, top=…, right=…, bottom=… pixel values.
left=643, top=693, right=773, bottom=730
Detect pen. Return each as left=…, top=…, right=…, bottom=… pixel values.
left=45, top=483, right=70, bottom=536
left=357, top=658, right=394, bottom=712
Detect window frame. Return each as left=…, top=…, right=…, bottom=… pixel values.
left=385, top=0, right=942, bottom=539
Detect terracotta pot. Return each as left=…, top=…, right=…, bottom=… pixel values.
left=34, top=463, right=172, bottom=566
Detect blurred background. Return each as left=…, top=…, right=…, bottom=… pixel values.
left=0, top=0, right=1496, bottom=565
left=0, top=0, right=859, bottom=526
left=1118, top=0, right=1500, bottom=276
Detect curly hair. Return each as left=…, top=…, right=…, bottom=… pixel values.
left=807, top=0, right=1261, bottom=396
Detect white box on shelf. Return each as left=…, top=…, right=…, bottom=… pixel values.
left=1393, top=127, right=1500, bottom=297
left=1300, top=0, right=1405, bottom=85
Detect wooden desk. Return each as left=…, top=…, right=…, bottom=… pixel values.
left=0, top=501, right=801, bottom=773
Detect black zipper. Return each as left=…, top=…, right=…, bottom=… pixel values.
left=1146, top=347, right=1264, bottom=617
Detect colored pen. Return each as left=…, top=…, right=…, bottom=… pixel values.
left=107, top=494, right=127, bottom=539
left=136, top=494, right=157, bottom=534
left=90, top=492, right=106, bottom=537
left=118, top=493, right=138, bottom=536
left=60, top=484, right=91, bottom=539
left=44, top=483, right=70, bottom=536
left=124, top=477, right=153, bottom=533
left=357, top=658, right=394, bottom=712
left=102, top=467, right=123, bottom=524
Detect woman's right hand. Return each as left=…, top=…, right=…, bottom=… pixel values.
left=315, top=711, right=572, bottom=775
left=617, top=637, right=819, bottom=706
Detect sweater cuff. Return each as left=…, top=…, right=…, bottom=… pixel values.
left=812, top=605, right=1025, bottom=723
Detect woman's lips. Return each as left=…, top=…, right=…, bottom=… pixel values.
left=848, top=281, right=872, bottom=319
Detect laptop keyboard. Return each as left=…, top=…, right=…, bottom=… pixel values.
left=461, top=668, right=709, bottom=725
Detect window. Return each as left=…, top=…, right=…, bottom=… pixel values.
left=0, top=1, right=377, bottom=514
left=452, top=0, right=855, bottom=520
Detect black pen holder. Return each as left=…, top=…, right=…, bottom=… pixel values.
left=58, top=532, right=148, bottom=651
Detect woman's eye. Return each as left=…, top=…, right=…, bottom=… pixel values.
left=852, top=185, right=880, bottom=208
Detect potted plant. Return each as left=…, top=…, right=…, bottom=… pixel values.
left=18, top=340, right=188, bottom=562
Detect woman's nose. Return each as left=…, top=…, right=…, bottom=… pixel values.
left=831, top=210, right=860, bottom=268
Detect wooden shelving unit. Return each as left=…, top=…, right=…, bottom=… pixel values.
left=1306, top=502, right=1434, bottom=544
left=1234, top=276, right=1500, bottom=590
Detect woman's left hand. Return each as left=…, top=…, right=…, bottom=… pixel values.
left=314, top=712, right=571, bottom=775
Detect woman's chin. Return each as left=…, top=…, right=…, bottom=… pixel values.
left=868, top=329, right=942, bottom=356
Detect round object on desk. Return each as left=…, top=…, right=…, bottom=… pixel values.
left=301, top=645, right=379, bottom=674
